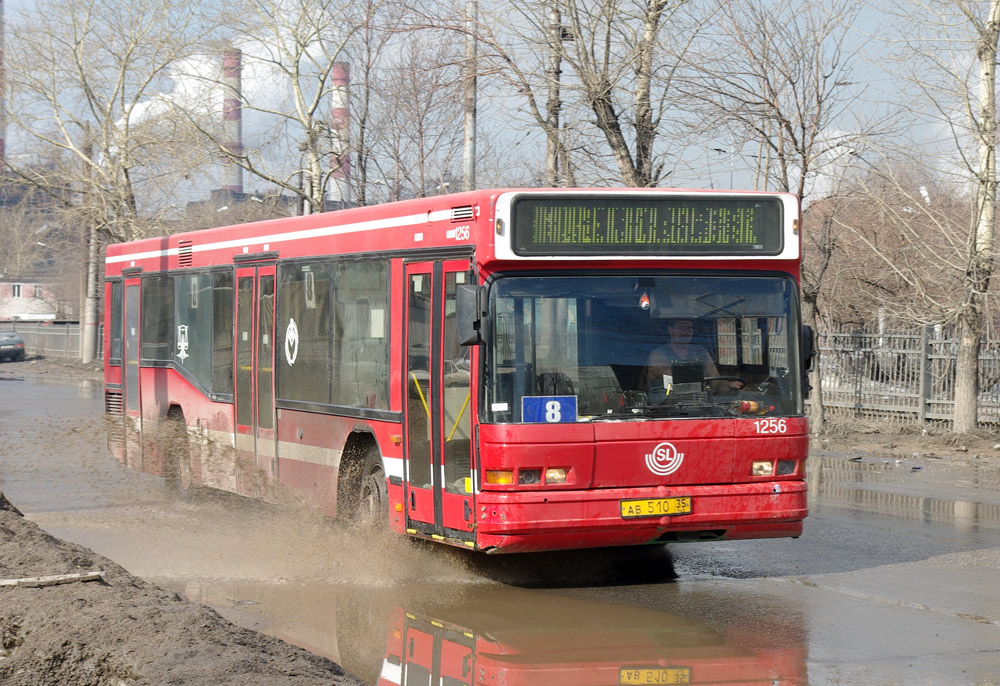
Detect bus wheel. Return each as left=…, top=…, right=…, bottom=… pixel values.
left=358, top=447, right=388, bottom=525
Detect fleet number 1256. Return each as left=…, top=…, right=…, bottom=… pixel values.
left=754, top=418, right=787, bottom=434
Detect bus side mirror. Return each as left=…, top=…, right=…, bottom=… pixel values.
left=801, top=324, right=816, bottom=400
left=802, top=325, right=816, bottom=371
left=457, top=284, right=485, bottom=346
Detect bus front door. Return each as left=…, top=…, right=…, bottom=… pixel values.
left=234, top=264, right=278, bottom=499
left=404, top=260, right=475, bottom=543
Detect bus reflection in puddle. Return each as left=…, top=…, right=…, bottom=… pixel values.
left=172, top=582, right=807, bottom=686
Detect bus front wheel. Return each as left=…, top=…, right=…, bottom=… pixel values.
left=358, top=447, right=388, bottom=525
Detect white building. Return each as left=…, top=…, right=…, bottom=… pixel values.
left=0, top=279, right=65, bottom=321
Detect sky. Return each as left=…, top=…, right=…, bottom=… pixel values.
left=0, top=0, right=984, bottom=206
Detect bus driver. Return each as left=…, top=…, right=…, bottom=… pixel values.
left=646, top=319, right=744, bottom=402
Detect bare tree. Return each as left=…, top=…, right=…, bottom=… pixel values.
left=3, top=0, right=213, bottom=362
left=561, top=0, right=709, bottom=185
left=418, top=0, right=702, bottom=187
left=362, top=35, right=465, bottom=201
left=842, top=0, right=1000, bottom=433
left=681, top=0, right=886, bottom=431
left=0, top=189, right=52, bottom=280
left=955, top=0, right=1000, bottom=433
left=826, top=162, right=965, bottom=318
left=349, top=0, right=403, bottom=206
left=684, top=0, right=878, bottom=197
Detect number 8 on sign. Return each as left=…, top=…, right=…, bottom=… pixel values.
left=545, top=400, right=562, bottom=422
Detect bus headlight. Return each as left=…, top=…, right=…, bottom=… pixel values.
left=751, top=461, right=774, bottom=477
left=545, top=468, right=568, bottom=484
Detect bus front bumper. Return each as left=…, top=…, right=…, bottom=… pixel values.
left=473, top=480, right=807, bottom=553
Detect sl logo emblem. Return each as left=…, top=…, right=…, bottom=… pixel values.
left=645, top=442, right=684, bottom=476
left=284, top=318, right=299, bottom=365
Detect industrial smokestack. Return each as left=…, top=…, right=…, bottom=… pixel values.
left=221, top=48, right=243, bottom=195
left=328, top=62, right=350, bottom=206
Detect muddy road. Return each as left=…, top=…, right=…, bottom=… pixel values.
left=2, top=366, right=999, bottom=684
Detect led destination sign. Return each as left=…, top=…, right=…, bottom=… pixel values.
left=512, top=196, right=783, bottom=256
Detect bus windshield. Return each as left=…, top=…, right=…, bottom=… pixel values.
left=485, top=274, right=803, bottom=423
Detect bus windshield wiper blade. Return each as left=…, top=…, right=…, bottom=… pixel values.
left=586, top=409, right=653, bottom=420
left=642, top=405, right=702, bottom=417
left=641, top=397, right=743, bottom=417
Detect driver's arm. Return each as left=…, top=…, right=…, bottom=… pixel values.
left=705, top=357, right=744, bottom=392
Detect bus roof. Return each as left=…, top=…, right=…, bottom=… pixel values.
left=105, top=188, right=800, bottom=275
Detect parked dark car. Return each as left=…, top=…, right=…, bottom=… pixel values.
left=0, top=331, right=26, bottom=362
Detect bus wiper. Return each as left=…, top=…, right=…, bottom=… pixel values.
left=583, top=404, right=703, bottom=419
left=640, top=395, right=741, bottom=418
left=642, top=403, right=710, bottom=417
left=585, top=396, right=776, bottom=421
left=586, top=408, right=658, bottom=420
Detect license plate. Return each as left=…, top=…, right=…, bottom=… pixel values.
left=619, top=667, right=691, bottom=685
left=620, top=496, right=691, bottom=518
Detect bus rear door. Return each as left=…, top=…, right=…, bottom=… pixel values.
left=404, top=260, right=475, bottom=543
left=234, top=264, right=278, bottom=498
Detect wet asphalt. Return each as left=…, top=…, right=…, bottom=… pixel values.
left=1, top=369, right=998, bottom=685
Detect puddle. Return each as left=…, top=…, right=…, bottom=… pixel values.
left=810, top=455, right=1000, bottom=530
left=158, top=579, right=808, bottom=686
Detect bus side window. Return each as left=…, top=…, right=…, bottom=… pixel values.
left=109, top=281, right=123, bottom=364
left=141, top=275, right=174, bottom=361
left=212, top=271, right=234, bottom=396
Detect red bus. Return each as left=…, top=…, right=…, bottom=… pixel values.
left=103, top=188, right=811, bottom=553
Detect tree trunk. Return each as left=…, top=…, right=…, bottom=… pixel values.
left=589, top=88, right=642, bottom=185
left=633, top=0, right=667, bottom=185
left=953, top=311, right=982, bottom=433
left=582, top=0, right=666, bottom=187
left=954, top=0, right=1000, bottom=433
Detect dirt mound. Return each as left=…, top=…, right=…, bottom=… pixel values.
left=0, top=492, right=364, bottom=686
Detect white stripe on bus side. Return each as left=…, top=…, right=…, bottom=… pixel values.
left=106, top=209, right=454, bottom=265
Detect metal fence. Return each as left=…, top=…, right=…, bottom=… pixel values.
left=0, top=322, right=103, bottom=361
left=816, top=324, right=1000, bottom=429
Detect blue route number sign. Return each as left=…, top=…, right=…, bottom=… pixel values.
left=521, top=395, right=578, bottom=423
